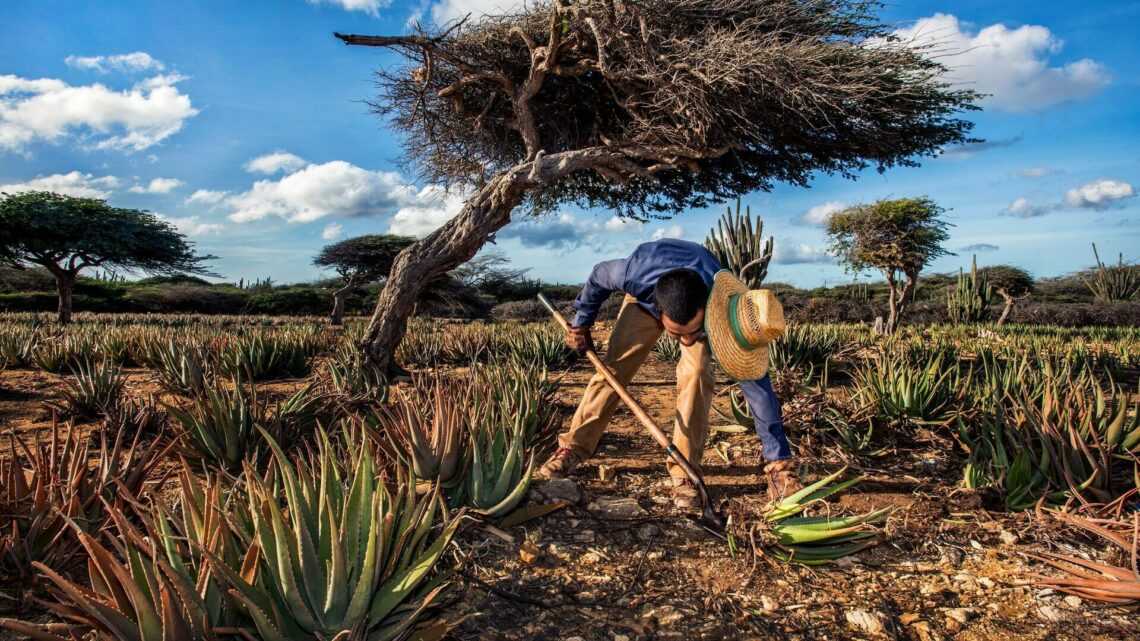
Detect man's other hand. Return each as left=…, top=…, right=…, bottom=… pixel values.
left=566, top=326, right=594, bottom=356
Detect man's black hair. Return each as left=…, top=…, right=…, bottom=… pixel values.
left=654, top=268, right=709, bottom=324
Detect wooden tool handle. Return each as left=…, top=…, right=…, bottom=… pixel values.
left=537, top=293, right=670, bottom=449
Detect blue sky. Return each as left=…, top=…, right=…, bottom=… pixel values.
left=2, top=0, right=1137, bottom=288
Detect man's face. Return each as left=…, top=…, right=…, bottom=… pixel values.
left=661, top=308, right=705, bottom=347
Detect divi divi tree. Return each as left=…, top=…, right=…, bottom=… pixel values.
left=335, top=0, right=979, bottom=373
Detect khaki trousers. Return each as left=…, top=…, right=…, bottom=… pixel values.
left=558, top=294, right=715, bottom=480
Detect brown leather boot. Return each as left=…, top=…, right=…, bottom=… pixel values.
left=764, top=459, right=803, bottom=502
left=671, top=477, right=701, bottom=509
left=537, top=447, right=582, bottom=480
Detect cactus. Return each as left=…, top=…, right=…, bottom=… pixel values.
left=947, top=255, right=991, bottom=324
left=1082, top=243, right=1140, bottom=301
left=705, top=197, right=774, bottom=288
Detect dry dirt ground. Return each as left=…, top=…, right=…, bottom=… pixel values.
left=1, top=326, right=1138, bottom=640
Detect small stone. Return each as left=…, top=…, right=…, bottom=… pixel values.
left=573, top=530, right=596, bottom=543
left=944, top=608, right=971, bottom=624
left=760, top=596, right=779, bottom=613
left=651, top=606, right=684, bottom=626
left=637, top=523, right=661, bottom=540
left=845, top=610, right=886, bottom=637
left=941, top=547, right=965, bottom=565
left=598, top=464, right=616, bottom=481
left=899, top=613, right=921, bottom=625
left=969, top=539, right=983, bottom=550
left=648, top=550, right=665, bottom=561
left=614, top=636, right=630, bottom=641
left=945, top=618, right=962, bottom=633
left=564, top=637, right=586, bottom=641
left=1036, top=605, right=1066, bottom=622
left=519, top=540, right=542, bottom=564
left=1063, top=595, right=1082, bottom=609
left=587, top=496, right=647, bottom=519
left=999, top=530, right=1019, bottom=546
left=534, top=479, right=580, bottom=503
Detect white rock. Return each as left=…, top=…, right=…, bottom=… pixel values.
left=1037, top=605, right=1066, bottom=622
left=760, top=595, right=779, bottom=613
left=587, top=496, right=647, bottom=519
left=1063, top=595, right=1082, bottom=609
left=944, top=608, right=971, bottom=624
left=534, top=479, right=580, bottom=503
left=845, top=610, right=887, bottom=637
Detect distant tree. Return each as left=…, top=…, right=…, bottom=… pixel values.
left=453, top=250, right=531, bottom=300
left=827, top=197, right=952, bottom=333
left=313, top=234, right=415, bottom=324
left=334, top=0, right=980, bottom=374
left=0, top=191, right=216, bottom=323
left=980, top=265, right=1034, bottom=326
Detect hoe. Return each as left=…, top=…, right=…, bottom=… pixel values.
left=538, top=293, right=726, bottom=535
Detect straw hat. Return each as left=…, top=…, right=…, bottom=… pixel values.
left=704, top=270, right=785, bottom=381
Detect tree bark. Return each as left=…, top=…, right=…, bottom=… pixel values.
left=330, top=277, right=357, bottom=326
left=884, top=270, right=916, bottom=335
left=361, top=171, right=528, bottom=374
left=996, top=289, right=1014, bottom=326
left=56, top=271, right=76, bottom=325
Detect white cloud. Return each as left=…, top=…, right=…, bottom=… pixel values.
left=158, top=214, right=224, bottom=237
left=773, top=243, right=833, bottom=265
left=308, top=0, right=389, bottom=16
left=0, top=72, right=197, bottom=152
left=800, top=200, right=845, bottom=226
left=1014, top=166, right=1060, bottom=180
left=0, top=171, right=120, bottom=198
left=227, top=160, right=428, bottom=224
left=186, top=189, right=229, bottom=206
left=1065, top=179, right=1135, bottom=209
left=64, top=52, right=165, bottom=74
left=426, top=0, right=524, bottom=24
left=1003, top=197, right=1052, bottom=218
left=388, top=186, right=467, bottom=237
left=892, top=13, right=1110, bottom=112
left=129, top=177, right=183, bottom=194
left=650, top=225, right=684, bottom=241
left=604, top=216, right=642, bottom=232
left=321, top=223, right=344, bottom=240
left=244, top=151, right=307, bottom=175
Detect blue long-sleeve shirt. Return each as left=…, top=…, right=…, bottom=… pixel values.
left=571, top=239, right=721, bottom=328
left=572, top=238, right=792, bottom=461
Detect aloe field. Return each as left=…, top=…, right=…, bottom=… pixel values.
left=0, top=310, right=1136, bottom=640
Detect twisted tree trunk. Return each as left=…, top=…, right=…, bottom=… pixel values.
left=360, top=171, right=528, bottom=374
left=330, top=276, right=357, bottom=326
left=996, top=289, right=1014, bottom=326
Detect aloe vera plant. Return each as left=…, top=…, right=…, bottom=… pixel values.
left=54, top=356, right=125, bottom=419
left=0, top=508, right=225, bottom=641
left=326, top=345, right=389, bottom=406
left=1027, top=512, right=1139, bottom=604
left=375, top=378, right=467, bottom=488
left=151, top=337, right=210, bottom=396
left=207, top=431, right=462, bottom=641
left=0, top=421, right=168, bottom=610
left=729, top=468, right=890, bottom=565
left=466, top=410, right=535, bottom=518
left=853, top=348, right=963, bottom=425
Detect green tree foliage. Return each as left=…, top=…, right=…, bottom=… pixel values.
left=0, top=191, right=215, bottom=323
left=313, top=234, right=415, bottom=324
left=826, top=197, right=952, bottom=333
left=981, top=265, right=1034, bottom=325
